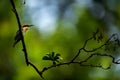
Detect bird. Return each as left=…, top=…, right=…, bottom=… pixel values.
left=13, top=24, right=33, bottom=47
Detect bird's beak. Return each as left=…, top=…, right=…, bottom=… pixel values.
left=28, top=25, right=34, bottom=27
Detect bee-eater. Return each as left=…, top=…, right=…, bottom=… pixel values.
left=13, top=25, right=33, bottom=47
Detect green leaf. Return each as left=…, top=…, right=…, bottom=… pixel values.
left=42, top=56, right=51, bottom=60
left=46, top=53, right=51, bottom=57
left=56, top=53, right=61, bottom=56
left=51, top=52, right=55, bottom=58
left=54, top=57, right=59, bottom=60
left=43, top=52, right=62, bottom=62
left=54, top=53, right=61, bottom=60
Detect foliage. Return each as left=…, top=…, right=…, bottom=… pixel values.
left=43, top=52, right=62, bottom=65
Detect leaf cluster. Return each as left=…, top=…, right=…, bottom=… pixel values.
left=43, top=52, right=62, bottom=65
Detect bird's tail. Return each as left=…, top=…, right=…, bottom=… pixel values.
left=13, top=41, right=17, bottom=47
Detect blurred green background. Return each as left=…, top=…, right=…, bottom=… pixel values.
left=1, top=0, right=120, bottom=80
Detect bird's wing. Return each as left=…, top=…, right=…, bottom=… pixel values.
left=15, top=30, right=20, bottom=40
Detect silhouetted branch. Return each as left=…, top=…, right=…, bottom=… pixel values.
left=82, top=33, right=116, bottom=52
left=29, top=62, right=44, bottom=79
left=80, top=64, right=111, bottom=70
left=10, top=0, right=46, bottom=79
left=71, top=31, right=116, bottom=62
left=10, top=0, right=29, bottom=65
left=70, top=30, right=99, bottom=62
left=40, top=52, right=120, bottom=76
left=39, top=33, right=119, bottom=78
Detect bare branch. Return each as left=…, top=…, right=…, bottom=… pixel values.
left=29, top=62, right=44, bottom=79
left=71, top=31, right=116, bottom=62
left=10, top=0, right=29, bottom=66
left=39, top=33, right=119, bottom=77
left=79, top=64, right=111, bottom=70
left=10, top=0, right=44, bottom=79
left=82, top=33, right=116, bottom=52
left=40, top=52, right=120, bottom=76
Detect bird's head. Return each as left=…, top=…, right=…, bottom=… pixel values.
left=22, top=25, right=33, bottom=31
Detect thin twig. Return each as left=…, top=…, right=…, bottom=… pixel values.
left=29, top=62, right=44, bottom=79
left=10, top=0, right=29, bottom=66
left=80, top=64, right=111, bottom=70
left=83, top=33, right=116, bottom=52
left=10, top=0, right=45, bottom=79
left=38, top=33, right=118, bottom=77
left=71, top=32, right=116, bottom=62
left=40, top=52, right=120, bottom=75
left=70, top=30, right=99, bottom=62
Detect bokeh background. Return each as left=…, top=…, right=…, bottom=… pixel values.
left=1, top=0, right=120, bottom=80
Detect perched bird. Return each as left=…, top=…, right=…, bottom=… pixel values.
left=13, top=24, right=33, bottom=47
